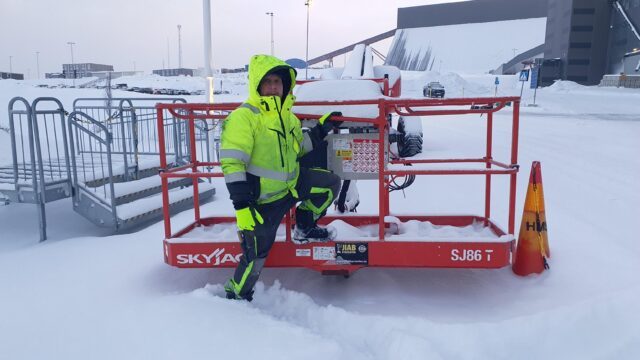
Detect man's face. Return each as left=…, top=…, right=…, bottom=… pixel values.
left=259, top=73, right=284, bottom=98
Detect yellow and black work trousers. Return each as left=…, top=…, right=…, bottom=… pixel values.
left=229, top=167, right=341, bottom=298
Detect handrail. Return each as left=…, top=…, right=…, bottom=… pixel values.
left=155, top=96, right=521, bottom=240
left=118, top=99, right=134, bottom=180
left=73, top=97, right=187, bottom=109
left=31, top=97, right=72, bottom=197
left=67, top=110, right=117, bottom=225
left=7, top=97, right=32, bottom=189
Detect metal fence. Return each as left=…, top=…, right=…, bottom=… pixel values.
left=1, top=97, right=72, bottom=241
left=31, top=97, right=71, bottom=198
left=2, top=95, right=219, bottom=240
left=72, top=97, right=196, bottom=180
left=2, top=97, right=37, bottom=202
left=67, top=97, right=217, bottom=229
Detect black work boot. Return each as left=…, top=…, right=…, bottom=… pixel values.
left=224, top=279, right=254, bottom=302
left=292, top=225, right=337, bottom=244
left=225, top=289, right=254, bottom=302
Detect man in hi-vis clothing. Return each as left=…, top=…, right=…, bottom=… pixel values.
left=221, top=54, right=342, bottom=301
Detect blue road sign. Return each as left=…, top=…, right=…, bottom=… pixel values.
left=530, top=68, right=539, bottom=89
left=519, top=69, right=530, bottom=82
left=494, top=76, right=500, bottom=85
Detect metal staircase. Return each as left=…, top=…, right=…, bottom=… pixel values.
left=1, top=96, right=217, bottom=240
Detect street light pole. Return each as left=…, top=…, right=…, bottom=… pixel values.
left=177, top=24, right=183, bottom=68
left=67, top=41, right=76, bottom=86
left=9, top=56, right=12, bottom=76
left=203, top=0, right=214, bottom=104
left=305, top=0, right=311, bottom=79
left=266, top=12, right=274, bottom=56
left=36, top=51, right=40, bottom=79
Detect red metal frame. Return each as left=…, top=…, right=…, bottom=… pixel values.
left=156, top=96, right=520, bottom=274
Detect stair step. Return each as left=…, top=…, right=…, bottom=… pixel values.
left=116, top=182, right=215, bottom=222
left=110, top=174, right=197, bottom=205
left=83, top=161, right=182, bottom=188
left=83, top=167, right=160, bottom=188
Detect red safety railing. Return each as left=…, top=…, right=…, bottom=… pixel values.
left=156, top=96, right=520, bottom=273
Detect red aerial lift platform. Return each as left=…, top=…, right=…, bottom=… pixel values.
left=157, top=94, right=521, bottom=276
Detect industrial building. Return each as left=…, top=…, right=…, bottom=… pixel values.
left=385, top=0, right=640, bottom=86
left=62, top=63, right=114, bottom=79
left=152, top=68, right=195, bottom=77
left=0, top=72, right=24, bottom=80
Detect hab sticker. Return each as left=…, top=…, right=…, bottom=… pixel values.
left=313, top=246, right=335, bottom=260
left=335, top=242, right=368, bottom=265
left=296, top=249, right=311, bottom=257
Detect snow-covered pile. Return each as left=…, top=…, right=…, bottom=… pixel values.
left=546, top=80, right=589, bottom=92
left=174, top=218, right=506, bottom=243
left=294, top=79, right=384, bottom=118
left=115, top=74, right=206, bottom=92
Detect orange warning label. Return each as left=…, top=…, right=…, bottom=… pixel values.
left=336, top=150, right=353, bottom=157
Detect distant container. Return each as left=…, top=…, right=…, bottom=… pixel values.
left=0, top=72, right=24, bottom=80
left=221, top=68, right=245, bottom=74
left=45, top=72, right=66, bottom=79
left=62, top=63, right=114, bottom=78
left=152, top=68, right=195, bottom=77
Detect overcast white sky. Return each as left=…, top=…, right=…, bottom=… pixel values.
left=1, top=0, right=465, bottom=78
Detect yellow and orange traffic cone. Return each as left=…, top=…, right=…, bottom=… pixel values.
left=513, top=161, right=550, bottom=276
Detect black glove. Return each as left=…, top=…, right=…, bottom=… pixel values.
left=318, top=111, right=343, bottom=137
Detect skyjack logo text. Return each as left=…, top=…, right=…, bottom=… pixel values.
left=176, top=248, right=242, bottom=265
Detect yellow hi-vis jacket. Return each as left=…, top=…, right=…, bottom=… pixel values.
left=220, top=55, right=314, bottom=207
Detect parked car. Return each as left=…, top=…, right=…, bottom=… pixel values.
left=423, top=82, right=445, bottom=98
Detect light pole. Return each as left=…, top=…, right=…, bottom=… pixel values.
left=203, top=0, right=214, bottom=103
left=36, top=51, right=40, bottom=79
left=9, top=56, right=12, bottom=76
left=167, top=37, right=171, bottom=69
left=305, top=0, right=311, bottom=79
left=266, top=12, right=274, bottom=56
left=67, top=41, right=76, bottom=85
left=177, top=24, right=183, bottom=68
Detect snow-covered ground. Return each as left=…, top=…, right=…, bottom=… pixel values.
left=1, top=71, right=639, bottom=359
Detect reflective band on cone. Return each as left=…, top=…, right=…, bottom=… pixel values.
left=513, top=161, right=550, bottom=276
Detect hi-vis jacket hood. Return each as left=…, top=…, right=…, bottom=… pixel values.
left=246, top=54, right=297, bottom=111
left=220, top=55, right=312, bottom=207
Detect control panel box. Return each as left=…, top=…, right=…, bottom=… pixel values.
left=326, top=133, right=388, bottom=180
